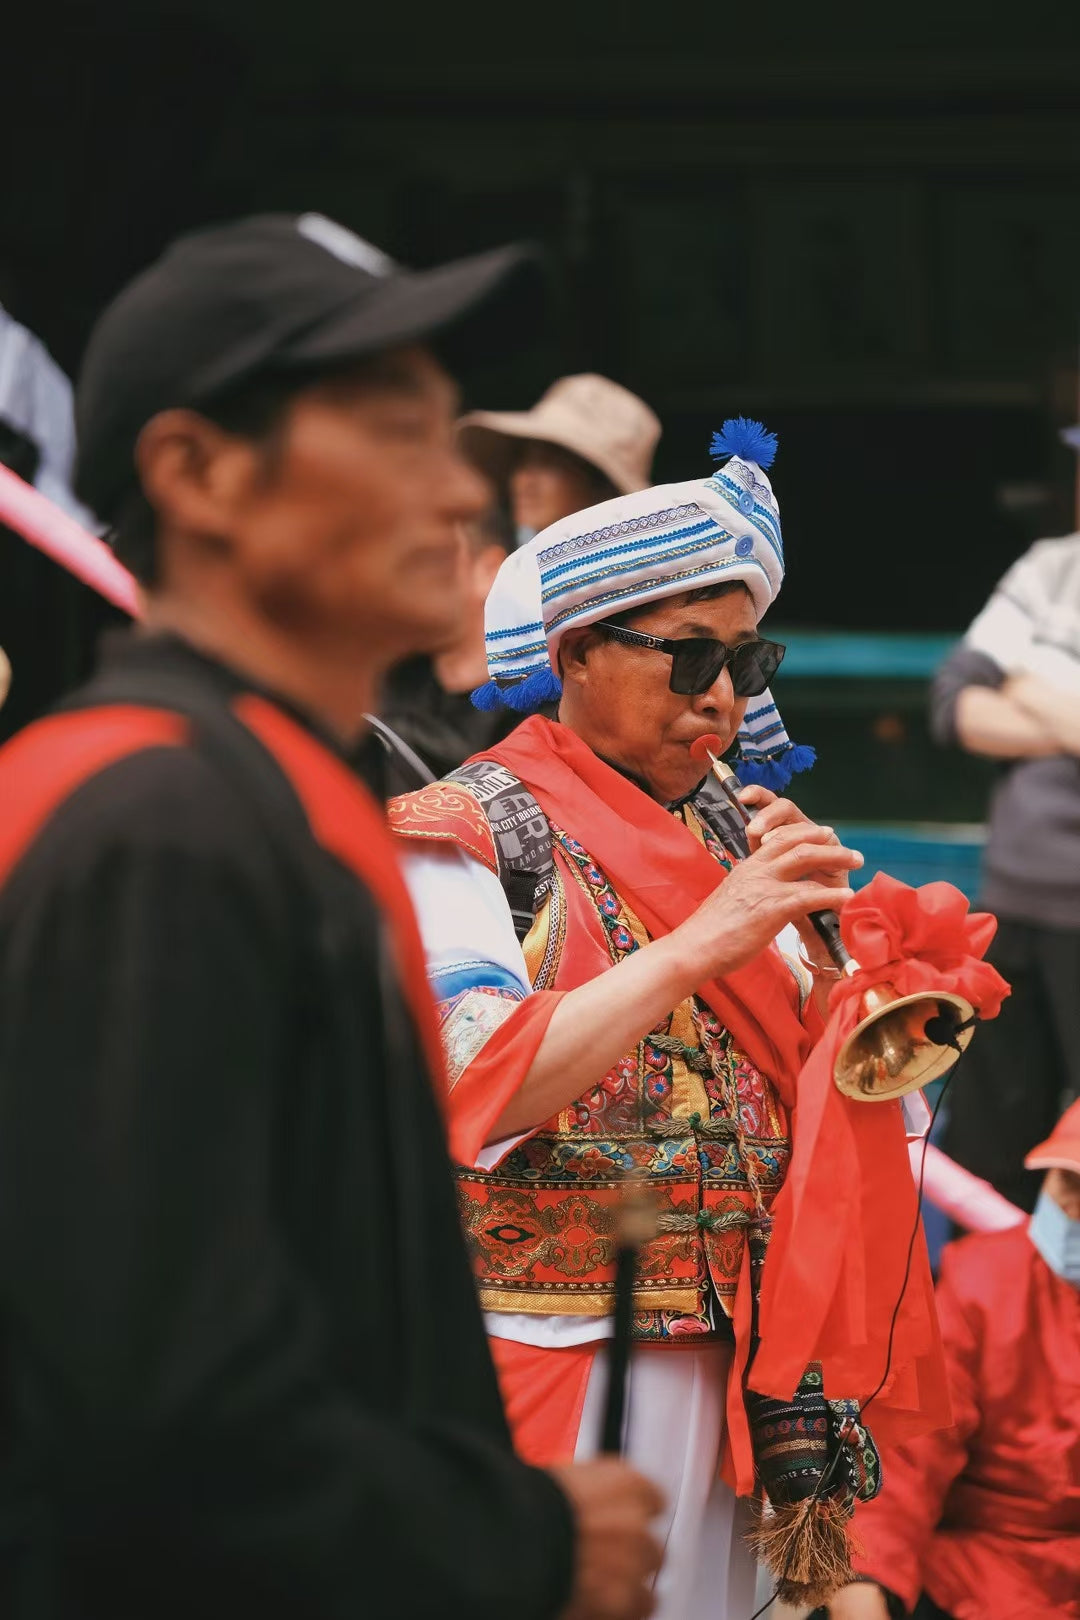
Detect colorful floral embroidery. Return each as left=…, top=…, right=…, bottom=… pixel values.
left=438, top=985, right=523, bottom=1087
left=459, top=813, right=791, bottom=1343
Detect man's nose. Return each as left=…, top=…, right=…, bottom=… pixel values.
left=693, top=662, right=736, bottom=714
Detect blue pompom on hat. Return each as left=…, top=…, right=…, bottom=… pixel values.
left=709, top=417, right=778, bottom=471
left=472, top=418, right=814, bottom=789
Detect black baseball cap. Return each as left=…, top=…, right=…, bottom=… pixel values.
left=75, top=211, right=539, bottom=524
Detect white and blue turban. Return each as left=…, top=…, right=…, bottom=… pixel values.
left=472, top=418, right=815, bottom=790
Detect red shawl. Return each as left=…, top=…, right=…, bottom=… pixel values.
left=484, top=717, right=1006, bottom=1487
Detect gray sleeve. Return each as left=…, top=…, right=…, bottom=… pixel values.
left=928, top=644, right=1006, bottom=748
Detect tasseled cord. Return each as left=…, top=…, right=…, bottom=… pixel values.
left=749, top=1494, right=861, bottom=1609
left=737, top=743, right=817, bottom=792
left=471, top=664, right=563, bottom=712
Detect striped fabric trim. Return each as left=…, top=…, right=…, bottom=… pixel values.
left=546, top=556, right=772, bottom=635
left=537, top=503, right=703, bottom=566
left=706, top=472, right=783, bottom=563
left=488, top=631, right=550, bottom=657
left=540, top=518, right=722, bottom=591
left=541, top=526, right=730, bottom=609
left=486, top=619, right=545, bottom=642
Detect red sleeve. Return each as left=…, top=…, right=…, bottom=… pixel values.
left=852, top=1242, right=984, bottom=1609
left=446, top=992, right=565, bottom=1167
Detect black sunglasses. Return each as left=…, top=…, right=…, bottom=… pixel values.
left=598, top=624, right=785, bottom=697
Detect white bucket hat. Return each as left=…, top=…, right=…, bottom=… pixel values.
left=458, top=373, right=661, bottom=497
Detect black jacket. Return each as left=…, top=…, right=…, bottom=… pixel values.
left=379, top=655, right=523, bottom=781
left=0, top=633, right=573, bottom=1619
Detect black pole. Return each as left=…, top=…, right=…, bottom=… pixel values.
left=600, top=1238, right=637, bottom=1453
left=599, top=1188, right=656, bottom=1454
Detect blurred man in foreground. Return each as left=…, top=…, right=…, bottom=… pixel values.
left=379, top=505, right=515, bottom=778
left=826, top=1099, right=1080, bottom=1620
left=0, top=213, right=662, bottom=1620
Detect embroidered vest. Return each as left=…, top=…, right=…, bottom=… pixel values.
left=391, top=767, right=803, bottom=1341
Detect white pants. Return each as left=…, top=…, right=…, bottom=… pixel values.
left=575, top=1341, right=758, bottom=1620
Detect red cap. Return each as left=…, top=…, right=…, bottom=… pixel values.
left=1025, top=1097, right=1080, bottom=1176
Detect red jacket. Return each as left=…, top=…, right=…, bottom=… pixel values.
left=854, top=1224, right=1080, bottom=1618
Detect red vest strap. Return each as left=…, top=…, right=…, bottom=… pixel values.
left=0, top=695, right=445, bottom=1108
left=233, top=695, right=447, bottom=1102
left=0, top=706, right=189, bottom=887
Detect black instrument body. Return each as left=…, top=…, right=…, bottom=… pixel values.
left=702, top=761, right=852, bottom=973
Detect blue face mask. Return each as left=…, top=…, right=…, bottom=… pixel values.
left=1029, top=1188, right=1080, bottom=1287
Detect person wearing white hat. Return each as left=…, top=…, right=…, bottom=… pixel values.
left=388, top=421, right=948, bottom=1618
left=458, top=372, right=661, bottom=548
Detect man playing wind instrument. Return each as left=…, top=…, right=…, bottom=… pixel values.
left=390, top=421, right=955, bottom=1618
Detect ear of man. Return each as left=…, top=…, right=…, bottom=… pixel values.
left=558, top=626, right=606, bottom=687
left=135, top=408, right=274, bottom=552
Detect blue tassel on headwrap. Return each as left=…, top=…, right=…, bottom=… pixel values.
left=737, top=743, right=817, bottom=792
left=710, top=417, right=778, bottom=472
left=471, top=664, right=563, bottom=713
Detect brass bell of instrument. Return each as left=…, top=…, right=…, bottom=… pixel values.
left=689, top=738, right=978, bottom=1104
left=833, top=980, right=975, bottom=1102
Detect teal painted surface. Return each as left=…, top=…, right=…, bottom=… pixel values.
left=833, top=822, right=986, bottom=901
left=774, top=631, right=959, bottom=679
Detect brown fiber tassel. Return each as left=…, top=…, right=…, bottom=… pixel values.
left=747, top=1494, right=861, bottom=1610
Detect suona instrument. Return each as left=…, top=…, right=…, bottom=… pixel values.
left=689, top=736, right=976, bottom=1101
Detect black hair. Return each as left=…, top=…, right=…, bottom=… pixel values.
left=110, top=351, right=430, bottom=588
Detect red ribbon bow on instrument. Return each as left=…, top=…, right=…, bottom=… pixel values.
left=829, top=872, right=1009, bottom=1022
left=751, top=873, right=1010, bottom=1468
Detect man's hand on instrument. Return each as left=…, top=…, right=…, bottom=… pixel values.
left=737, top=785, right=857, bottom=973
left=673, top=818, right=862, bottom=981
left=739, top=785, right=846, bottom=885
left=550, top=1457, right=665, bottom=1620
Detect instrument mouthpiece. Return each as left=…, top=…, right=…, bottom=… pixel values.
left=689, top=733, right=724, bottom=762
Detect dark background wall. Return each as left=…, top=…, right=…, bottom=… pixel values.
left=2, top=0, right=1080, bottom=777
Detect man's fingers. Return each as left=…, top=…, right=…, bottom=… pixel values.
left=631, top=1473, right=666, bottom=1519
left=613, top=1529, right=663, bottom=1576
left=745, top=797, right=805, bottom=840
left=735, top=783, right=776, bottom=810
left=793, top=882, right=855, bottom=913
left=773, top=841, right=863, bottom=879
left=754, top=819, right=839, bottom=855
left=628, top=1587, right=658, bottom=1620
